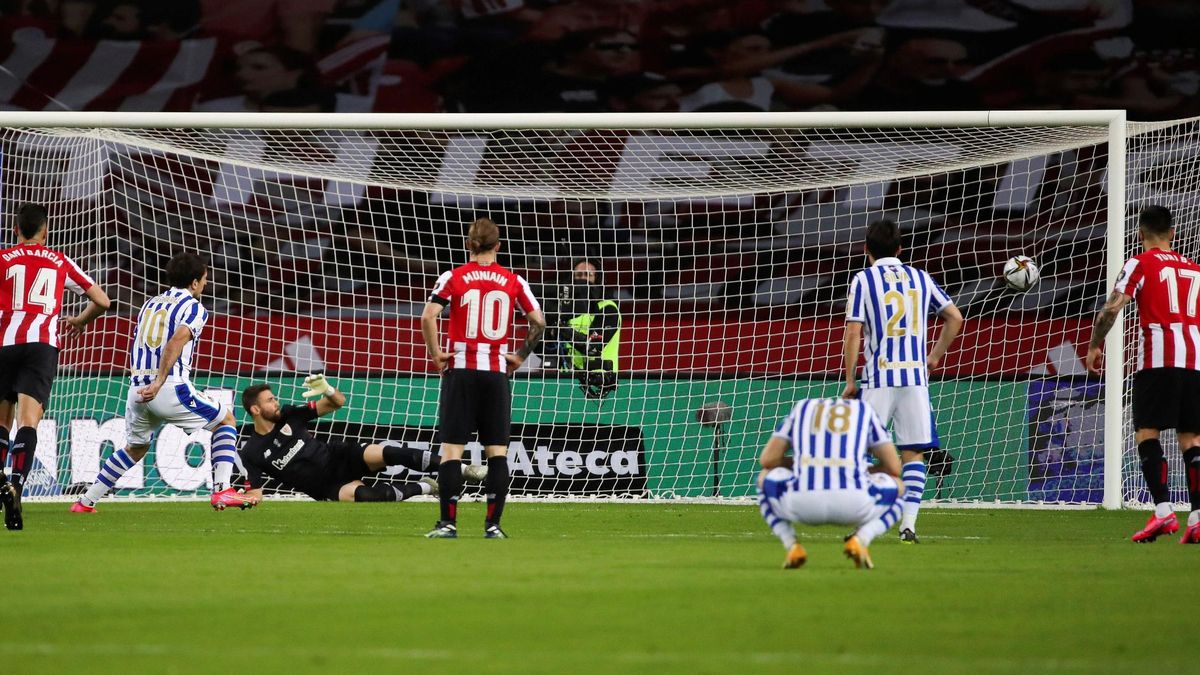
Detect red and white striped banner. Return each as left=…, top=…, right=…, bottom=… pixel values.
left=0, top=31, right=217, bottom=111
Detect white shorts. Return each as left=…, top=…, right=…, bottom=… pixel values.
left=762, top=468, right=900, bottom=527
left=125, top=380, right=231, bottom=446
left=861, top=385, right=939, bottom=450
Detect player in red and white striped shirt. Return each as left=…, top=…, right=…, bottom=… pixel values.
left=0, top=203, right=110, bottom=530
left=420, top=217, right=546, bottom=539
left=1086, top=205, right=1200, bottom=544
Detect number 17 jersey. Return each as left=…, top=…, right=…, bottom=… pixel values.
left=1114, top=249, right=1200, bottom=371
left=430, top=261, right=541, bottom=372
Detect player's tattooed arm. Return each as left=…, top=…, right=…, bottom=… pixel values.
left=1088, top=291, right=1130, bottom=348
left=1085, top=291, right=1131, bottom=374
left=517, top=310, right=547, bottom=359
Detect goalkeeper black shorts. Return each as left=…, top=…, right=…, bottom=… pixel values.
left=438, top=369, right=511, bottom=446
left=1132, top=367, right=1200, bottom=433
left=310, top=441, right=373, bottom=501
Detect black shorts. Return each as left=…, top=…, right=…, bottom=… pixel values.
left=0, top=342, right=59, bottom=406
left=1132, top=368, right=1200, bottom=433
left=315, top=441, right=371, bottom=501
left=439, top=369, right=511, bottom=446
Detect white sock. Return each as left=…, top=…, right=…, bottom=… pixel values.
left=900, top=460, right=926, bottom=532
left=210, top=425, right=238, bottom=492
left=1188, top=510, right=1200, bottom=527
left=1155, top=502, right=1173, bottom=519
left=419, top=481, right=434, bottom=496
left=82, top=448, right=138, bottom=506
left=856, top=502, right=902, bottom=546
left=773, top=522, right=797, bottom=549
left=757, top=489, right=797, bottom=549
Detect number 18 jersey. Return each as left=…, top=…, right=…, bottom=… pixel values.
left=772, top=398, right=891, bottom=491
left=430, top=261, right=541, bottom=372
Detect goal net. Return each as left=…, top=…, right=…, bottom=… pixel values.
left=3, top=111, right=1195, bottom=506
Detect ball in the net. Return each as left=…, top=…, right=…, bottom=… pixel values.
left=1002, top=255, right=1040, bottom=292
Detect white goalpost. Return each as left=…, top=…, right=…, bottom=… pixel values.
left=3, top=109, right=1196, bottom=508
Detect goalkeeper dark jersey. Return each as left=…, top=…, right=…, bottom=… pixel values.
left=239, top=402, right=333, bottom=499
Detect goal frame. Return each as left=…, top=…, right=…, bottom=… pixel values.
left=0, top=109, right=1129, bottom=509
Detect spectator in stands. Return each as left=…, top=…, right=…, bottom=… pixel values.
left=1080, top=44, right=1194, bottom=119
left=448, top=28, right=641, bottom=112
left=391, top=0, right=541, bottom=64
left=850, top=35, right=983, bottom=110
left=58, top=0, right=96, bottom=37
left=674, top=30, right=882, bottom=112
left=1019, top=51, right=1111, bottom=110
left=606, top=72, right=684, bottom=112
left=198, top=0, right=335, bottom=53
left=195, top=45, right=318, bottom=112
left=764, top=0, right=889, bottom=46
left=877, top=0, right=1015, bottom=32
left=638, top=0, right=771, bottom=73
left=525, top=0, right=649, bottom=42
left=537, top=28, right=642, bottom=111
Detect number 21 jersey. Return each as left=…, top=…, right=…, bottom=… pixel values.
left=430, top=261, right=541, bottom=372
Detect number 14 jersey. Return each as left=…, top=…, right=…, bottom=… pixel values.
left=0, top=243, right=95, bottom=348
left=430, top=261, right=541, bottom=372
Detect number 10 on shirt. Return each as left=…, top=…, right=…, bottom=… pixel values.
left=460, top=288, right=511, bottom=340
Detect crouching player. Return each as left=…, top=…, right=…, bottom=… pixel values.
left=239, top=377, right=486, bottom=503
left=757, top=397, right=905, bottom=570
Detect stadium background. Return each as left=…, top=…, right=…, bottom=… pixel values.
left=0, top=0, right=1197, bottom=504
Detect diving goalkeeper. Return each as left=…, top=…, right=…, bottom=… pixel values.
left=239, top=376, right=486, bottom=503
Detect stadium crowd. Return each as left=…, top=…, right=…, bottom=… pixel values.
left=0, top=0, right=1194, bottom=118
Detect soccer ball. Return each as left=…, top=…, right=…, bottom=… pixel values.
left=1002, top=255, right=1040, bottom=292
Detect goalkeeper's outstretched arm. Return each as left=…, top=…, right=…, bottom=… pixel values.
left=303, top=374, right=346, bottom=416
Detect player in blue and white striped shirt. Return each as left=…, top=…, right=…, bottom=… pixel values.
left=71, top=253, right=253, bottom=513
left=842, top=220, right=963, bottom=543
left=757, top=398, right=905, bottom=569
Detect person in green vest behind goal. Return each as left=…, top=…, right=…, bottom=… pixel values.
left=561, top=258, right=621, bottom=399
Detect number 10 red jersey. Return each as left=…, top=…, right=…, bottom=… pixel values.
left=1114, top=249, right=1200, bottom=371
left=430, top=261, right=541, bottom=372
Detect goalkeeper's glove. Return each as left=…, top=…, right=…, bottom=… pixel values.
left=302, top=373, right=338, bottom=399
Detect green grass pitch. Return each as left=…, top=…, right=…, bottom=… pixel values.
left=6, top=502, right=1197, bottom=674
